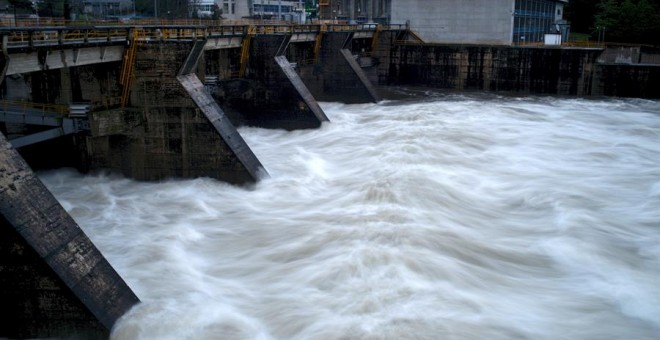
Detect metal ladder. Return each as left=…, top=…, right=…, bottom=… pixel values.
left=119, top=29, right=141, bottom=107
left=239, top=26, right=257, bottom=78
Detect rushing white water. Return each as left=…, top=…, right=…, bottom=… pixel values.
left=40, top=92, right=660, bottom=339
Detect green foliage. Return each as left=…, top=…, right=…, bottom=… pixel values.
left=8, top=0, right=34, bottom=11
left=569, top=32, right=591, bottom=42
left=565, top=0, right=598, bottom=33
left=594, top=0, right=660, bottom=44
left=212, top=3, right=222, bottom=20
left=37, top=0, right=64, bottom=17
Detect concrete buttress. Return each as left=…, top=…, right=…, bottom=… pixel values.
left=211, top=35, right=329, bottom=130
left=300, top=31, right=380, bottom=104
left=87, top=41, right=265, bottom=183
left=0, top=132, right=140, bottom=339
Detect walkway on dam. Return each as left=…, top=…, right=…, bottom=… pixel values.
left=0, top=100, right=89, bottom=148
left=0, top=20, right=401, bottom=51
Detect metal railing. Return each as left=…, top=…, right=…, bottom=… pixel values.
left=0, top=99, right=69, bottom=116
left=1, top=21, right=410, bottom=52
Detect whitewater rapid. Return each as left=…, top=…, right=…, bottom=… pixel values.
left=40, top=92, right=660, bottom=339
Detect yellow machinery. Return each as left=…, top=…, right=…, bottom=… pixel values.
left=239, top=26, right=257, bottom=77
left=119, top=29, right=142, bottom=107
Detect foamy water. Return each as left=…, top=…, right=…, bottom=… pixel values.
left=40, top=92, right=660, bottom=339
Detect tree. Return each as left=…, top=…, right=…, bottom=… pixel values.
left=594, top=0, right=660, bottom=44
left=565, top=0, right=599, bottom=34
left=211, top=3, right=222, bottom=20
left=8, top=0, right=35, bottom=13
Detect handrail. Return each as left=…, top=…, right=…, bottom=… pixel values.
left=0, top=99, right=69, bottom=116
left=0, top=22, right=404, bottom=51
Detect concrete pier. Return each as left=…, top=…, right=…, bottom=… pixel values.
left=300, top=31, right=381, bottom=103
left=210, top=34, right=329, bottom=130
left=385, top=45, right=603, bottom=96
left=85, top=41, right=266, bottom=184
left=0, top=132, right=139, bottom=339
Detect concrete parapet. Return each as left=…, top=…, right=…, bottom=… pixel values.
left=0, top=132, right=139, bottom=339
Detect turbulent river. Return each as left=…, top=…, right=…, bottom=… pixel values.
left=40, top=92, right=660, bottom=339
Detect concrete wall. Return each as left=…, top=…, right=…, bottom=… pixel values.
left=297, top=32, right=379, bottom=103
left=5, top=46, right=124, bottom=76
left=391, top=0, right=515, bottom=45
left=0, top=133, right=139, bottom=339
left=86, top=42, right=262, bottom=184
left=385, top=44, right=601, bottom=96
left=210, top=35, right=329, bottom=130
left=1, top=218, right=108, bottom=339
left=593, top=64, right=660, bottom=98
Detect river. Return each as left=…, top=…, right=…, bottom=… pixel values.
left=40, top=92, right=660, bottom=339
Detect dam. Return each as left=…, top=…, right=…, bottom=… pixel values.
left=1, top=19, right=659, bottom=338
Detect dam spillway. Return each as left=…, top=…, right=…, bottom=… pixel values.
left=1, top=20, right=660, bottom=338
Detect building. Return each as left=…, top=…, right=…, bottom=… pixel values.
left=320, top=0, right=569, bottom=45
left=513, top=0, right=569, bottom=44
left=317, top=0, right=391, bottom=24
left=215, top=0, right=305, bottom=21
left=83, top=0, right=134, bottom=18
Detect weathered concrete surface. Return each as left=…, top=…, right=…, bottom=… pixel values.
left=0, top=50, right=7, bottom=83
left=593, top=64, right=660, bottom=98
left=204, top=36, right=243, bottom=50
left=339, top=49, right=380, bottom=102
left=369, top=30, right=401, bottom=86
left=179, top=40, right=207, bottom=76
left=0, top=132, right=139, bottom=339
left=274, top=55, right=328, bottom=124
left=177, top=73, right=267, bottom=180
left=86, top=42, right=263, bottom=184
left=5, top=46, right=124, bottom=75
left=299, top=32, right=379, bottom=104
left=211, top=35, right=328, bottom=130
left=388, top=45, right=601, bottom=96
left=391, top=0, right=514, bottom=45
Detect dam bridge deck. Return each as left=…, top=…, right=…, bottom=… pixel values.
left=0, top=21, right=402, bottom=51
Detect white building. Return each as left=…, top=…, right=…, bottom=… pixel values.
left=170, top=0, right=569, bottom=44
left=326, top=0, right=569, bottom=45
left=82, top=0, right=134, bottom=18
left=212, top=0, right=304, bottom=21
left=189, top=0, right=216, bottom=17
